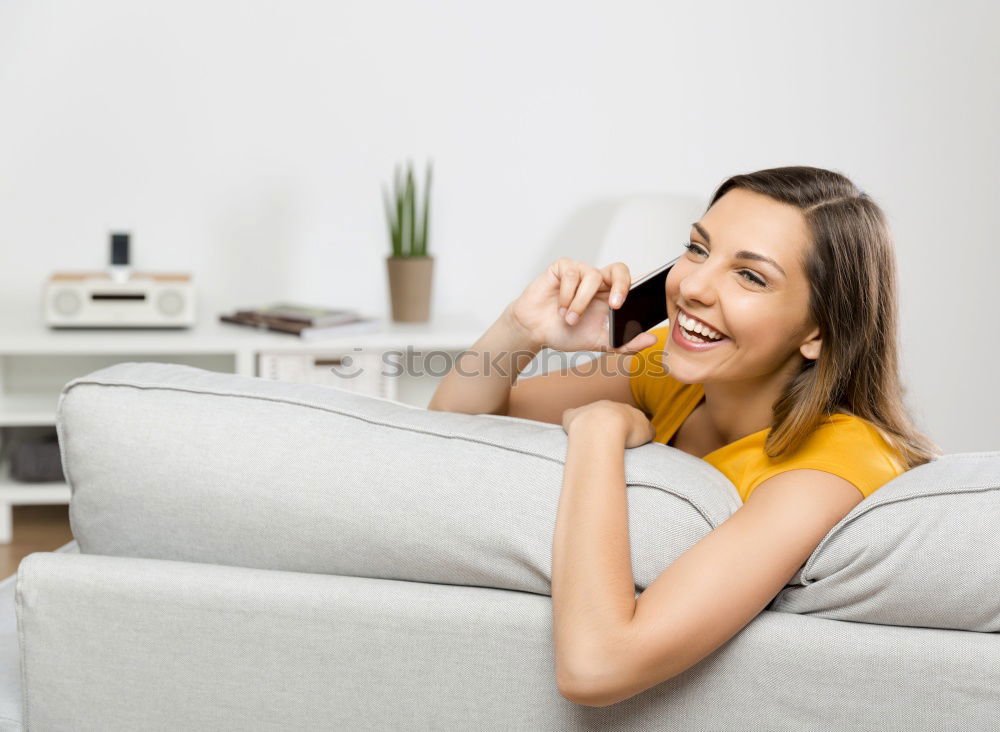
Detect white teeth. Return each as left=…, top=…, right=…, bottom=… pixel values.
left=679, top=311, right=723, bottom=340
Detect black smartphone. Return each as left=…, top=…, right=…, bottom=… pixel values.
left=608, top=257, right=678, bottom=348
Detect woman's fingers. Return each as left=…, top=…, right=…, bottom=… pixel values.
left=564, top=269, right=604, bottom=323
left=556, top=259, right=581, bottom=314
left=553, top=258, right=634, bottom=327
left=614, top=331, right=657, bottom=354
left=600, top=262, right=632, bottom=308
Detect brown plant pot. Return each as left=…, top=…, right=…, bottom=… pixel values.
left=386, top=255, right=434, bottom=323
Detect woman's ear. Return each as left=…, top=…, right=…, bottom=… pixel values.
left=800, top=328, right=822, bottom=361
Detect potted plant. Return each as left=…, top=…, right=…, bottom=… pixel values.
left=382, top=160, right=434, bottom=323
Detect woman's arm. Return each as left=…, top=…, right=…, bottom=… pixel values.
left=551, top=405, right=643, bottom=697
left=554, top=414, right=865, bottom=707
left=427, top=303, right=542, bottom=415
left=428, top=258, right=655, bottom=416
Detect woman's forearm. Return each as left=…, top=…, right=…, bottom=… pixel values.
left=551, top=412, right=638, bottom=687
left=427, top=303, right=542, bottom=416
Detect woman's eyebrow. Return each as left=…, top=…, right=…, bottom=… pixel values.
left=691, top=222, right=787, bottom=278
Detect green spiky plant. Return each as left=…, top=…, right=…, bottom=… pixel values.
left=382, top=160, right=433, bottom=257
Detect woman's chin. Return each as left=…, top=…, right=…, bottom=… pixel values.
left=660, top=360, right=694, bottom=383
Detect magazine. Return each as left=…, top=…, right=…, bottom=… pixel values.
left=220, top=308, right=382, bottom=339
left=249, top=303, right=361, bottom=327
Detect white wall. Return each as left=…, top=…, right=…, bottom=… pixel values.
left=1, top=0, right=997, bottom=451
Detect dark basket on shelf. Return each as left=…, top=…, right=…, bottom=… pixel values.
left=9, top=433, right=65, bottom=483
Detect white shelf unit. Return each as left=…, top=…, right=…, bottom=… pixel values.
left=0, top=310, right=487, bottom=543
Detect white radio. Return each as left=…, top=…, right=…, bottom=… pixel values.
left=44, top=271, right=196, bottom=328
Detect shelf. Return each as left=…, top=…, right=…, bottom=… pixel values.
left=0, top=461, right=70, bottom=505
left=0, top=393, right=60, bottom=426
left=0, top=311, right=489, bottom=354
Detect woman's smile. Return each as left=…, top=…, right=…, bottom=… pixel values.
left=671, top=316, right=732, bottom=352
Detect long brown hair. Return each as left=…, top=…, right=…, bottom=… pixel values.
left=706, top=166, right=942, bottom=469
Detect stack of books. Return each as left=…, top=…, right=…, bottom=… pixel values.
left=219, top=303, right=382, bottom=340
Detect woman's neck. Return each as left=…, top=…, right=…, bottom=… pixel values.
left=698, top=360, right=802, bottom=446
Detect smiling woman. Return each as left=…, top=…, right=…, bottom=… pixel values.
left=547, top=166, right=944, bottom=708
left=427, top=164, right=944, bottom=708
left=650, top=170, right=941, bottom=471
left=617, top=171, right=938, bottom=500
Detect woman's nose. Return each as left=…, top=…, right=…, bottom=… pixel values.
left=678, top=267, right=719, bottom=305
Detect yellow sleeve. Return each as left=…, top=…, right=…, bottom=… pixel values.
left=745, top=461, right=875, bottom=502
left=742, top=417, right=905, bottom=502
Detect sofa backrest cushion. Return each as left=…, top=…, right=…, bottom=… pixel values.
left=768, top=450, right=1000, bottom=632
left=57, top=362, right=1000, bottom=633
left=56, top=362, right=742, bottom=599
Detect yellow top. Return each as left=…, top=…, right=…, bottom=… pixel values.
left=628, top=324, right=906, bottom=502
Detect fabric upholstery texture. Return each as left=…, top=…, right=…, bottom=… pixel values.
left=0, top=540, right=76, bottom=732
left=16, top=549, right=1000, bottom=731
left=769, top=450, right=1000, bottom=632
left=10, top=360, right=994, bottom=729
left=56, top=362, right=741, bottom=598
left=56, top=362, right=1000, bottom=633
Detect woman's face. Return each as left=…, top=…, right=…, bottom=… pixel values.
left=663, top=187, right=821, bottom=384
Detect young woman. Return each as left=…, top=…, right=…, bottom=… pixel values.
left=428, top=166, right=941, bottom=707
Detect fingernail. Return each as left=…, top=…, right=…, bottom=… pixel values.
left=558, top=307, right=567, bottom=318
left=610, top=293, right=622, bottom=307
left=565, top=311, right=578, bottom=325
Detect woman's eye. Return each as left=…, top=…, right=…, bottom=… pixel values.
left=683, top=241, right=768, bottom=288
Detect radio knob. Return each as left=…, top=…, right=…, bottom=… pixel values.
left=157, top=290, right=185, bottom=317
left=52, top=289, right=81, bottom=316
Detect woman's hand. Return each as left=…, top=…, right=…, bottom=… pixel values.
left=561, top=400, right=656, bottom=449
left=505, top=258, right=659, bottom=354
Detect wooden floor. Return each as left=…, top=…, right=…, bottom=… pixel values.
left=0, top=505, right=75, bottom=579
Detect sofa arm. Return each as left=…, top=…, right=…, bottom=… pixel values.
left=16, top=551, right=567, bottom=730
left=17, top=551, right=1000, bottom=729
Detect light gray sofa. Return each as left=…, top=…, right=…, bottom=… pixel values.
left=1, top=361, right=998, bottom=730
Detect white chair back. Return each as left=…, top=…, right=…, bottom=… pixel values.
left=595, top=194, right=705, bottom=280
